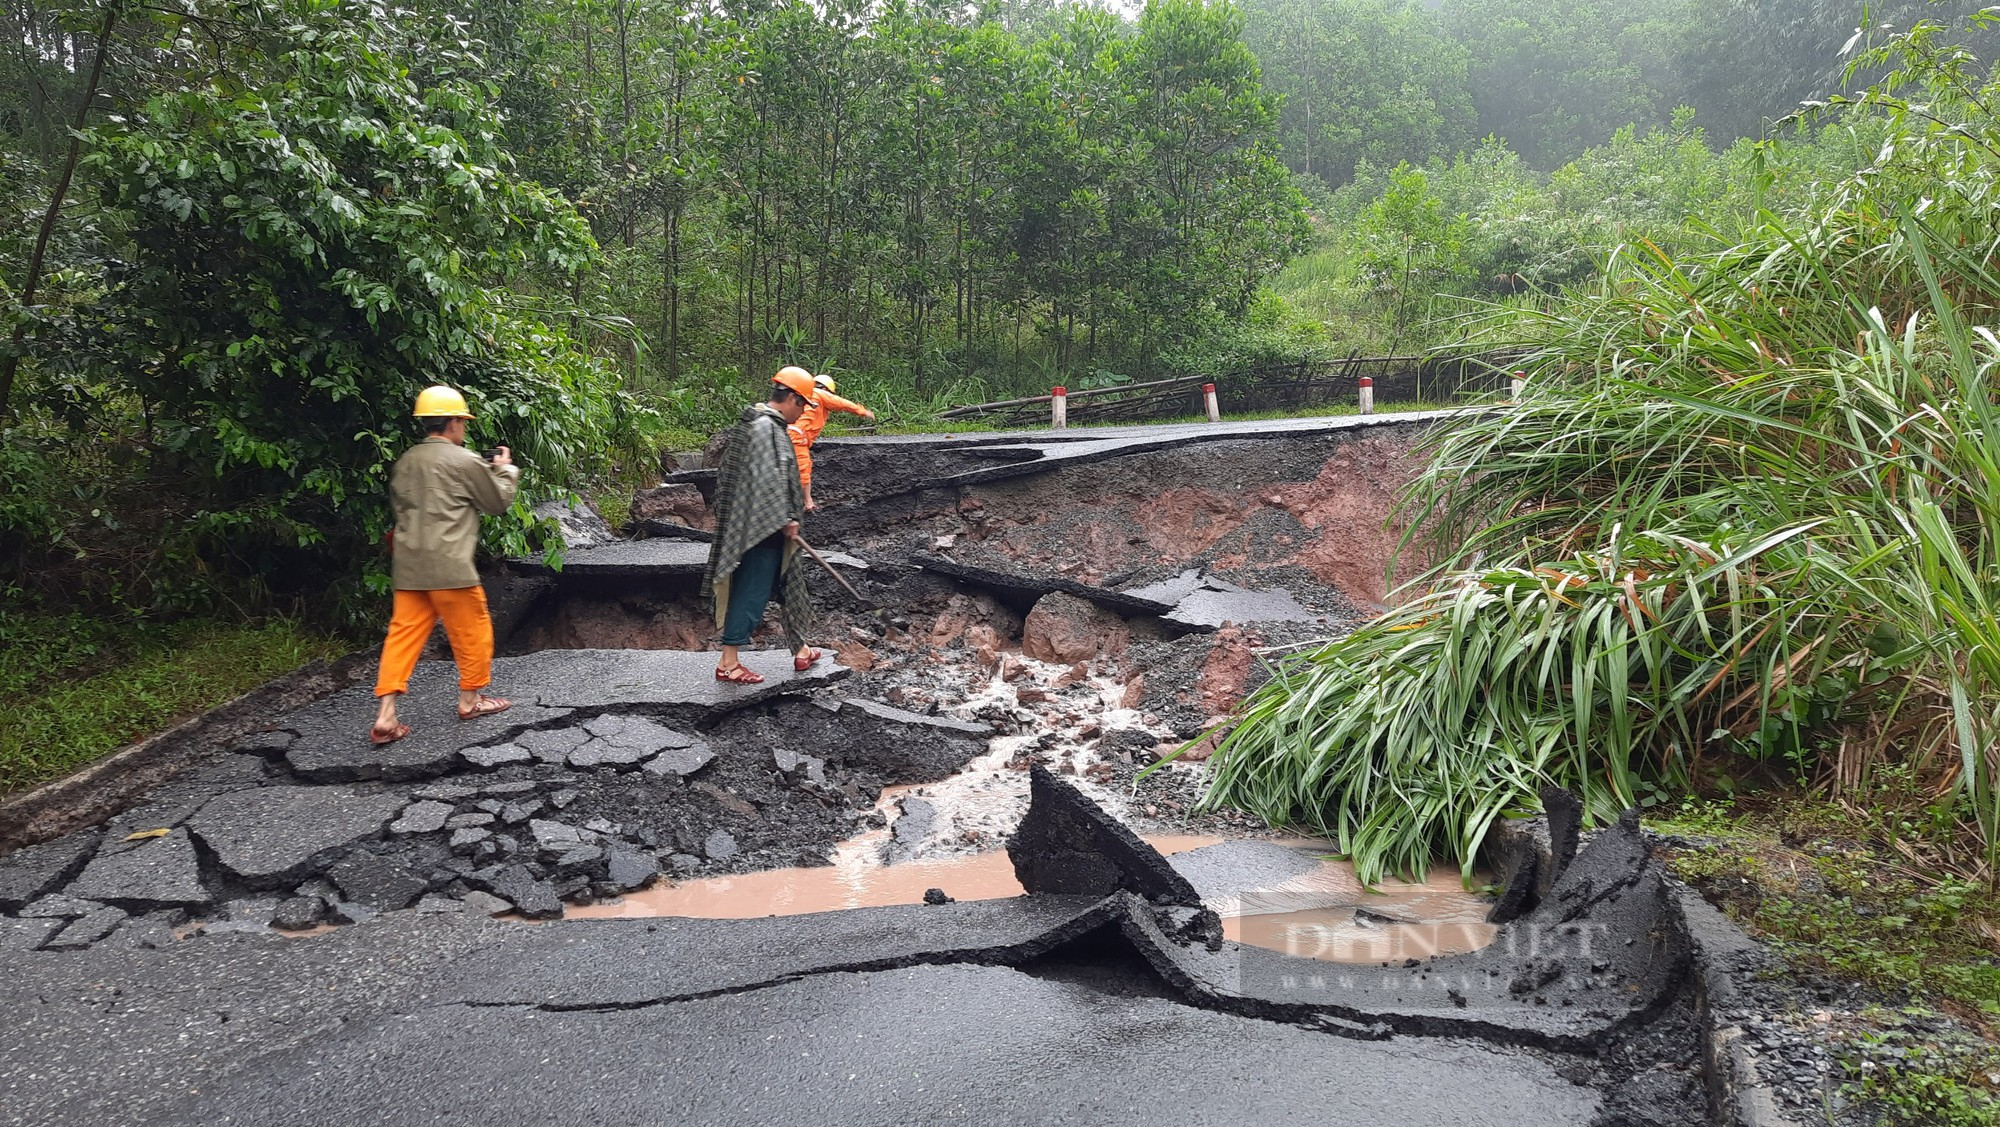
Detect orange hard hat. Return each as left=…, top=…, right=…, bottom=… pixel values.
left=772, top=366, right=816, bottom=399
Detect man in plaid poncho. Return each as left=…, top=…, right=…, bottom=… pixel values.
left=702, top=370, right=822, bottom=684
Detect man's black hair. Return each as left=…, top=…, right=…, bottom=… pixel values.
left=770, top=384, right=801, bottom=405
left=421, top=417, right=453, bottom=435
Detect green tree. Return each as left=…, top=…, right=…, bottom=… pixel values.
left=68, top=0, right=637, bottom=593
left=1437, top=0, right=1662, bottom=169
left=1240, top=0, right=1475, bottom=184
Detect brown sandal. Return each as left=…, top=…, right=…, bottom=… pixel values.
left=715, top=663, right=765, bottom=685
left=792, top=648, right=823, bottom=672
left=369, top=722, right=412, bottom=746
left=457, top=695, right=512, bottom=721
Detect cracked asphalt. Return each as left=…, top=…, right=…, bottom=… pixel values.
left=1, top=903, right=1605, bottom=1127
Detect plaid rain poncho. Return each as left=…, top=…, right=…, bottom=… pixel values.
left=701, top=404, right=812, bottom=651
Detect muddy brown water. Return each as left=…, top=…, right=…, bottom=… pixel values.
left=568, top=834, right=1497, bottom=965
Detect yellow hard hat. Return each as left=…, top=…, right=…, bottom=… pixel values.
left=812, top=372, right=838, bottom=394
left=772, top=367, right=816, bottom=400
left=413, top=385, right=473, bottom=418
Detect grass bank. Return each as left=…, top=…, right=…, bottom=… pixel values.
left=0, top=611, right=350, bottom=795
left=1653, top=788, right=2000, bottom=1125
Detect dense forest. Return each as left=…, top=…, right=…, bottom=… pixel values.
left=1, top=0, right=1993, bottom=615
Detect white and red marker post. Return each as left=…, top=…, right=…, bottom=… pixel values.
left=1050, top=385, right=1067, bottom=429
left=1512, top=369, right=1526, bottom=402
left=1202, top=382, right=1220, bottom=423
left=1357, top=375, right=1374, bottom=415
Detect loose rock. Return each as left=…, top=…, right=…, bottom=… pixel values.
left=462, top=743, right=532, bottom=769
left=703, top=830, right=739, bottom=861
left=327, top=852, right=430, bottom=911
left=390, top=801, right=454, bottom=835
left=272, top=896, right=326, bottom=931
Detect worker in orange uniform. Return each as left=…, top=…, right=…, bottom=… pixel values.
left=368, top=385, right=522, bottom=745
left=782, top=367, right=875, bottom=511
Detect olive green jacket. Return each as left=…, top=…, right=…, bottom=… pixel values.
left=389, top=438, right=521, bottom=590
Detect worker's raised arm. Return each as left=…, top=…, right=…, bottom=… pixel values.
left=460, top=449, right=521, bottom=515
left=819, top=389, right=872, bottom=418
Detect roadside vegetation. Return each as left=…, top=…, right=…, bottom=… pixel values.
left=0, top=611, right=347, bottom=793
left=1194, top=14, right=2000, bottom=1120
left=5, top=0, right=2000, bottom=1102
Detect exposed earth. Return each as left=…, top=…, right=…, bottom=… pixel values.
left=0, top=415, right=1840, bottom=1126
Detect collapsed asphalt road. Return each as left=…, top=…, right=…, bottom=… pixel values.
left=0, top=414, right=1787, bottom=1126
left=3, top=766, right=1708, bottom=1127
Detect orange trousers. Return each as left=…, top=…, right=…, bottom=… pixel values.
left=374, top=586, right=493, bottom=697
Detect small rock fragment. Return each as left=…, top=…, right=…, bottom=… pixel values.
left=460, top=890, right=512, bottom=915
left=446, top=813, right=496, bottom=829
left=41, top=906, right=128, bottom=949
left=272, top=896, right=327, bottom=931
left=516, top=727, right=592, bottom=764
left=326, top=900, right=379, bottom=925
left=605, top=848, right=658, bottom=891
left=461, top=743, right=532, bottom=769
left=703, top=830, right=739, bottom=861
left=529, top=820, right=582, bottom=850
left=922, top=888, right=955, bottom=906
left=327, top=853, right=429, bottom=911
left=499, top=800, right=544, bottom=825
left=390, top=801, right=454, bottom=835
left=477, top=865, right=562, bottom=920
left=450, top=828, right=494, bottom=852
left=644, top=742, right=716, bottom=779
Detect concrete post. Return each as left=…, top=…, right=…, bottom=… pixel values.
left=1202, top=382, right=1220, bottom=423
left=1511, top=370, right=1526, bottom=402
left=1051, top=386, right=1067, bottom=429
left=1357, top=376, right=1374, bottom=416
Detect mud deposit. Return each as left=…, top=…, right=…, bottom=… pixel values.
left=573, top=832, right=1498, bottom=965
left=0, top=416, right=1738, bottom=1127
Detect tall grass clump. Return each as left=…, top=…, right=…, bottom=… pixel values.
left=1192, top=14, right=2000, bottom=885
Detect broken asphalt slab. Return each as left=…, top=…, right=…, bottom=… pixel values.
left=281, top=650, right=844, bottom=782
left=187, top=786, right=407, bottom=887
left=152, top=963, right=1604, bottom=1127
left=915, top=553, right=1179, bottom=617
left=508, top=537, right=867, bottom=579
left=1007, top=765, right=1202, bottom=905
left=440, top=895, right=1116, bottom=1008
left=499, top=646, right=849, bottom=713
left=0, top=744, right=1716, bottom=1125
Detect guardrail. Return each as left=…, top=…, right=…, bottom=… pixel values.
left=934, top=351, right=1525, bottom=428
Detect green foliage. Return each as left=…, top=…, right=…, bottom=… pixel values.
left=0, top=609, right=348, bottom=792
left=1240, top=0, right=1474, bottom=184
left=1, top=0, right=649, bottom=615
left=1192, top=16, right=2000, bottom=883
left=1436, top=0, right=1666, bottom=170
left=1655, top=789, right=2000, bottom=1124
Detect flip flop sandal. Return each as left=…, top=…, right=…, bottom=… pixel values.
left=457, top=696, right=512, bottom=721
left=369, top=722, right=412, bottom=746
left=793, top=648, right=823, bottom=672
left=715, top=664, right=765, bottom=684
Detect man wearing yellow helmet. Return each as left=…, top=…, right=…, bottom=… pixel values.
left=781, top=367, right=874, bottom=512
left=368, top=385, right=521, bottom=745
left=702, top=371, right=821, bottom=684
